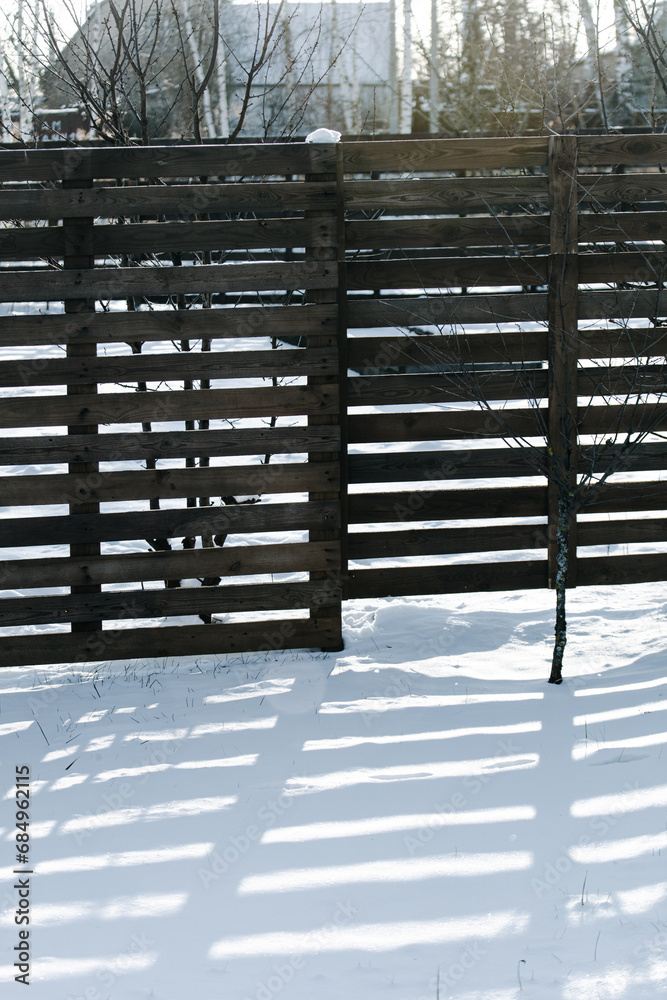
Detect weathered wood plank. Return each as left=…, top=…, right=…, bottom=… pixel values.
left=0, top=143, right=338, bottom=183
left=346, top=254, right=549, bottom=291
left=347, top=560, right=548, bottom=599
left=0, top=218, right=338, bottom=259
left=579, top=211, right=667, bottom=244
left=547, top=134, right=579, bottom=589
left=304, top=147, right=344, bottom=647
left=578, top=401, right=667, bottom=437
left=0, top=499, right=340, bottom=547
left=576, top=173, right=667, bottom=205
left=0, top=541, right=338, bottom=589
left=0, top=579, right=340, bottom=627
left=0, top=303, right=337, bottom=346
left=63, top=176, right=100, bottom=631
left=347, top=332, right=546, bottom=370
left=1, top=461, right=339, bottom=506
left=347, top=371, right=549, bottom=407
left=0, top=346, right=337, bottom=388
left=344, top=176, right=549, bottom=213
left=577, top=326, right=667, bottom=360
left=348, top=447, right=544, bottom=484
left=579, top=251, right=667, bottom=284
left=347, top=405, right=667, bottom=446
left=0, top=426, right=340, bottom=465
left=578, top=517, right=667, bottom=547
left=347, top=293, right=548, bottom=328
left=577, top=552, right=667, bottom=587
left=345, top=216, right=550, bottom=251
left=0, top=618, right=340, bottom=668
left=348, top=486, right=547, bottom=523
left=342, top=137, right=549, bottom=172
left=347, top=408, right=545, bottom=443
left=578, top=289, right=667, bottom=320
left=0, top=181, right=336, bottom=221
left=577, top=134, right=667, bottom=166
left=349, top=365, right=667, bottom=411
left=349, top=523, right=547, bottom=560
left=0, top=260, right=337, bottom=302
left=0, top=384, right=339, bottom=429
left=584, top=479, right=667, bottom=513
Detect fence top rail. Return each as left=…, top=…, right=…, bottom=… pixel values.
left=0, top=143, right=337, bottom=183
left=341, top=137, right=550, bottom=172
left=577, top=134, right=667, bottom=166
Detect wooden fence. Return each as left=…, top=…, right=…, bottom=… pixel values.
left=1, top=134, right=667, bottom=666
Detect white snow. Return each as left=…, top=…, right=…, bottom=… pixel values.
left=0, top=584, right=666, bottom=999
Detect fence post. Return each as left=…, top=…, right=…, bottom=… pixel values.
left=305, top=145, right=345, bottom=652
left=547, top=134, right=579, bottom=589
left=63, top=176, right=102, bottom=633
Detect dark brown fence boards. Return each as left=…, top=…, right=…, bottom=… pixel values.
left=0, top=144, right=343, bottom=665
left=3, top=134, right=667, bottom=667
left=342, top=133, right=667, bottom=602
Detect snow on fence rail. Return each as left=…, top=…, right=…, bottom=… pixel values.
left=0, top=134, right=667, bottom=667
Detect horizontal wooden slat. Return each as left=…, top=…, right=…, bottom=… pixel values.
left=347, top=293, right=548, bottom=328
left=0, top=384, right=338, bottom=429
left=0, top=303, right=337, bottom=346
left=578, top=327, right=667, bottom=360
left=347, top=255, right=548, bottom=291
left=0, top=181, right=336, bottom=221
left=579, top=211, right=667, bottom=244
left=0, top=541, right=339, bottom=589
left=349, top=523, right=547, bottom=560
left=579, top=251, right=667, bottom=285
left=345, top=216, right=550, bottom=251
left=578, top=517, right=667, bottom=547
left=348, top=252, right=667, bottom=293
left=579, top=401, right=667, bottom=437
left=0, top=260, right=337, bottom=302
left=0, top=218, right=336, bottom=259
left=348, top=448, right=544, bottom=484
left=577, top=134, right=667, bottom=166
left=577, top=173, right=667, bottom=204
left=344, top=176, right=549, bottom=213
left=580, top=441, right=667, bottom=474
left=0, top=426, right=340, bottom=465
left=348, top=408, right=545, bottom=443
left=585, top=480, right=667, bottom=514
left=0, top=346, right=337, bottom=388
left=348, top=366, right=667, bottom=408
left=349, top=486, right=547, bottom=523
left=1, top=461, right=339, bottom=506
left=577, top=363, right=667, bottom=397
left=347, top=404, right=667, bottom=445
left=0, top=499, right=340, bottom=547
left=348, top=332, right=546, bottom=370
left=0, top=618, right=340, bottom=668
left=347, top=559, right=548, bottom=599
left=347, top=371, right=548, bottom=407
left=0, top=143, right=338, bottom=182
left=342, top=137, right=549, bottom=172
left=579, top=289, right=667, bottom=320
left=577, top=552, right=667, bottom=586
left=0, top=579, right=340, bottom=627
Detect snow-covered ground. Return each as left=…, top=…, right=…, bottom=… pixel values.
left=1, top=582, right=667, bottom=1000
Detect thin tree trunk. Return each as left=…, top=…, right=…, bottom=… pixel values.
left=549, top=496, right=569, bottom=684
